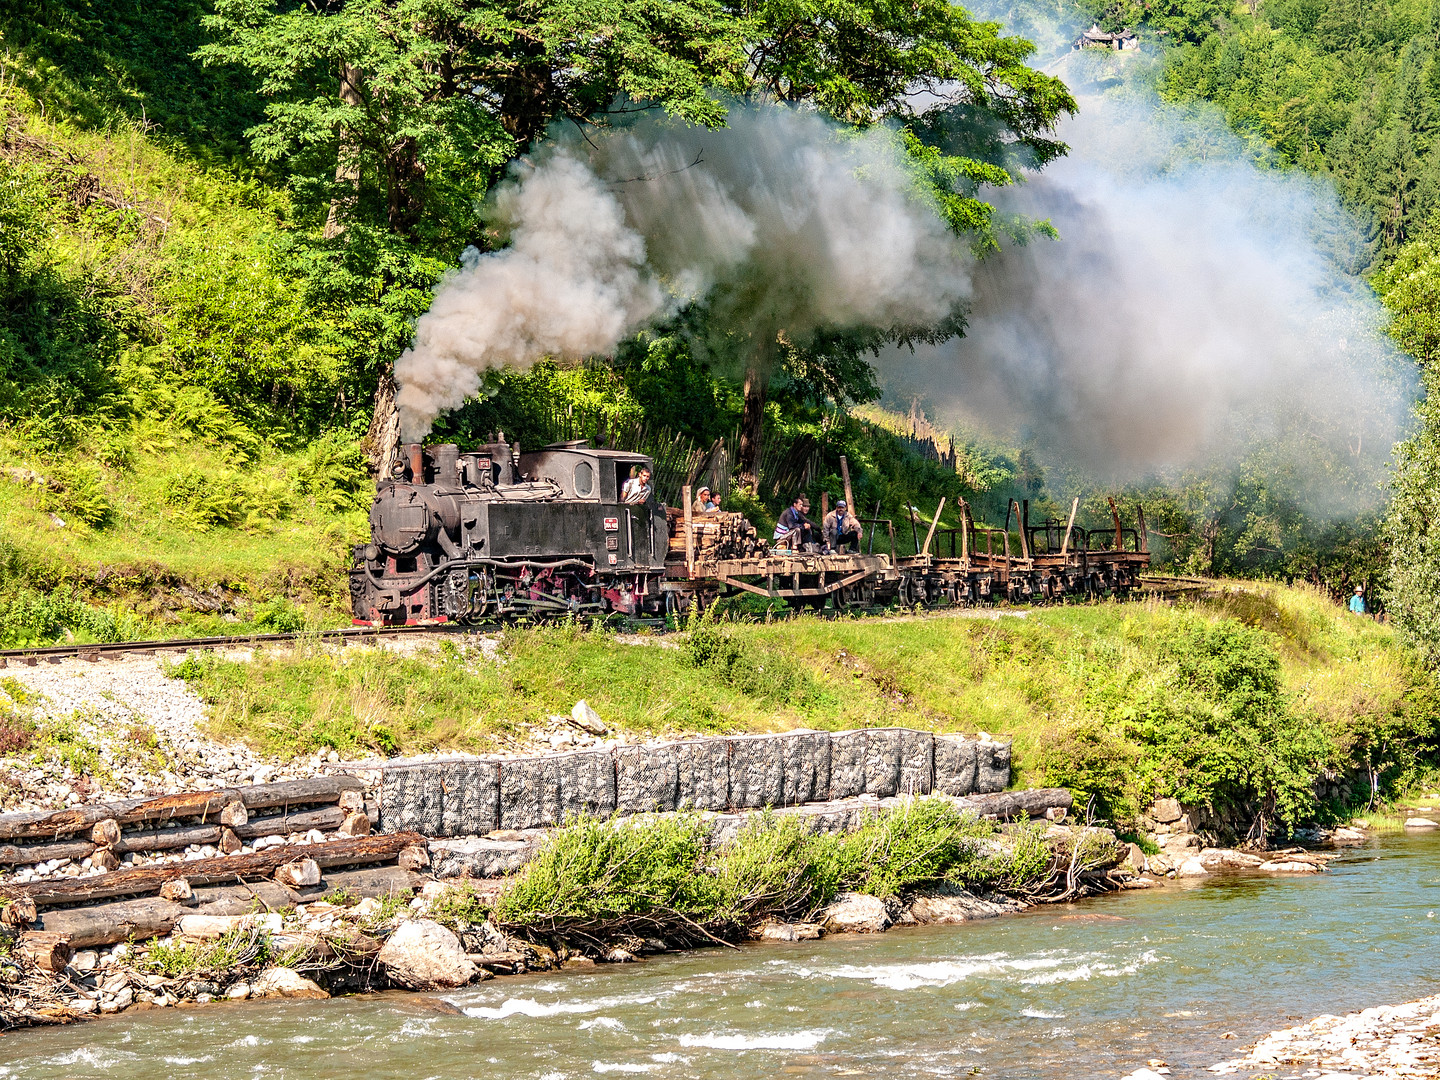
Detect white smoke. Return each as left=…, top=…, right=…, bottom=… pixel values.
left=395, top=154, right=664, bottom=441
left=880, top=85, right=1417, bottom=510
left=395, top=107, right=974, bottom=440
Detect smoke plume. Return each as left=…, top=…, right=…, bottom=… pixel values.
left=395, top=108, right=972, bottom=440
left=881, top=82, right=1417, bottom=510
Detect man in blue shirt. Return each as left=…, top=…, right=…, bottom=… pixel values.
left=1349, top=586, right=1366, bottom=615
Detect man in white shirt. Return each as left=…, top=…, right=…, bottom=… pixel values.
left=621, top=465, right=653, bottom=505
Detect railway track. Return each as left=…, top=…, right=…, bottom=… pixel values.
left=0, top=575, right=1216, bottom=666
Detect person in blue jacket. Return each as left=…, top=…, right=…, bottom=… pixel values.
left=1349, top=586, right=1367, bottom=615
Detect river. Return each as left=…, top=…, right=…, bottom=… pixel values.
left=4, top=831, right=1437, bottom=1079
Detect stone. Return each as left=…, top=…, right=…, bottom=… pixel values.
left=339, top=789, right=365, bottom=813
left=556, top=749, right=617, bottom=822
left=1198, top=848, right=1264, bottom=870
left=500, top=750, right=614, bottom=830
left=1260, top=860, right=1322, bottom=873
left=604, top=948, right=638, bottom=963
left=218, top=828, right=242, bottom=854
left=275, top=858, right=321, bottom=888
left=570, top=700, right=608, bottom=736
left=227, top=983, right=251, bottom=1000
left=1124, top=843, right=1149, bottom=873
left=91, top=818, right=122, bottom=847
left=908, top=886, right=1024, bottom=923
left=1151, top=798, right=1184, bottom=824
left=1147, top=852, right=1175, bottom=875
left=159, top=878, right=194, bottom=903
left=440, top=760, right=500, bottom=837
left=92, top=848, right=120, bottom=872
left=757, top=921, right=823, bottom=942
left=377, top=920, right=477, bottom=990
left=1404, top=817, right=1439, bottom=829
left=379, top=767, right=444, bottom=835
left=252, top=968, right=328, bottom=999
left=1176, top=857, right=1209, bottom=877
left=430, top=837, right=530, bottom=879
left=974, top=739, right=1011, bottom=794
left=177, top=914, right=250, bottom=939
left=616, top=744, right=679, bottom=814
left=337, top=811, right=372, bottom=838
left=70, top=950, right=98, bottom=974
left=104, top=985, right=134, bottom=1012
left=933, top=735, right=978, bottom=797
left=398, top=844, right=431, bottom=871
left=818, top=891, right=890, bottom=933
left=220, top=800, right=248, bottom=828
left=675, top=738, right=729, bottom=811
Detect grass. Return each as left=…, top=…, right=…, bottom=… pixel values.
left=175, top=584, right=1422, bottom=765
left=493, top=800, right=1053, bottom=932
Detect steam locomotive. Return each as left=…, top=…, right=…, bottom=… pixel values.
left=350, top=439, right=1151, bottom=625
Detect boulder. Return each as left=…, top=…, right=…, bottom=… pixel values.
left=1151, top=798, right=1184, bottom=824
left=908, top=889, right=1023, bottom=923
left=1146, top=851, right=1175, bottom=875
left=757, top=921, right=824, bottom=942
left=570, top=700, right=608, bottom=736
left=252, top=967, right=328, bottom=999
left=1259, top=859, right=1322, bottom=873
left=377, top=920, right=477, bottom=990
left=1124, top=843, right=1148, bottom=874
left=1176, top=857, right=1209, bottom=877
left=818, top=891, right=890, bottom=933
left=1404, top=817, right=1439, bottom=830
left=1198, top=848, right=1264, bottom=870
left=933, top=736, right=978, bottom=797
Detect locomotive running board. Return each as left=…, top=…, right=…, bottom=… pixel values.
left=717, top=569, right=871, bottom=600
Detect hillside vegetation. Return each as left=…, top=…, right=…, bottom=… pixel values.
left=172, top=583, right=1438, bottom=833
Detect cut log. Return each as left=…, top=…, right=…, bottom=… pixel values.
left=18, top=930, right=72, bottom=971
left=115, top=824, right=222, bottom=855
left=158, top=878, right=193, bottom=903
left=220, top=801, right=248, bottom=828
left=219, top=828, right=241, bottom=854
left=337, top=811, right=371, bottom=837
left=239, top=777, right=365, bottom=812
left=956, top=788, right=1073, bottom=820
left=234, top=806, right=344, bottom=840
left=193, top=881, right=302, bottom=914
left=0, top=839, right=97, bottom=866
left=320, top=866, right=425, bottom=898
left=92, top=849, right=119, bottom=872
left=0, top=776, right=367, bottom=840
left=37, top=898, right=188, bottom=949
left=1, top=831, right=424, bottom=908
left=1, top=896, right=37, bottom=926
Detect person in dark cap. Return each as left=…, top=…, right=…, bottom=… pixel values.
left=823, top=498, right=861, bottom=553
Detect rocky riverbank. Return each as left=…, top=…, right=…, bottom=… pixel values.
left=1197, top=993, right=1440, bottom=1077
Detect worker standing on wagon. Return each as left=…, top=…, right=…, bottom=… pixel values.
left=824, top=499, right=861, bottom=554
left=621, top=465, right=653, bottom=504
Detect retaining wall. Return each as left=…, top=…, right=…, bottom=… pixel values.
left=378, top=728, right=1011, bottom=837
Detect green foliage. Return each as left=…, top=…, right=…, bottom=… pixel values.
left=0, top=586, right=147, bottom=648
left=140, top=927, right=273, bottom=979
left=496, top=814, right=719, bottom=923
left=496, top=800, right=1041, bottom=931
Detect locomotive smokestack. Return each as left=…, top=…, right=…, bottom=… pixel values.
left=407, top=443, right=424, bottom=484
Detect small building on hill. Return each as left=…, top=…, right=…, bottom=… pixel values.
left=1074, top=24, right=1140, bottom=50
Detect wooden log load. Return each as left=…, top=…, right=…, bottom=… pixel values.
left=0, top=777, right=365, bottom=842
left=1, top=831, right=424, bottom=907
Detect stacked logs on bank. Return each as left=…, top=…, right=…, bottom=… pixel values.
left=0, top=777, right=435, bottom=960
